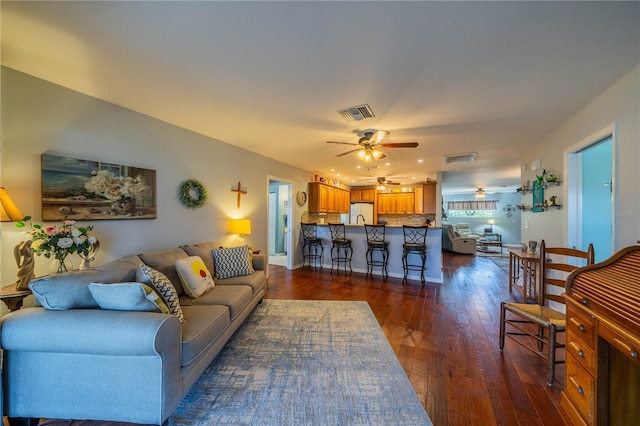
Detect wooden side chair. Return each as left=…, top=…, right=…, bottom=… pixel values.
left=499, top=240, right=595, bottom=386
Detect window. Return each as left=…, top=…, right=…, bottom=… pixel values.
left=447, top=210, right=494, bottom=218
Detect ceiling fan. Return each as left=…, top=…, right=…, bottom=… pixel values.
left=377, top=177, right=400, bottom=186
left=326, top=130, right=418, bottom=161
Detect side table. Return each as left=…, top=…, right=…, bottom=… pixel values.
left=1, top=284, right=32, bottom=312
left=506, top=248, right=540, bottom=303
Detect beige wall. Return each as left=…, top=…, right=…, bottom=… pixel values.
left=0, top=68, right=313, bottom=292
left=520, top=65, right=640, bottom=249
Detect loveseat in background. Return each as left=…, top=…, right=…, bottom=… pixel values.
left=1, top=241, right=266, bottom=425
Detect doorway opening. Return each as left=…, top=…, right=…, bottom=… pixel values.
left=268, top=177, right=292, bottom=268
left=565, top=124, right=617, bottom=262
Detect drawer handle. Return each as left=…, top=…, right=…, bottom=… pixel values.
left=581, top=298, right=589, bottom=306
left=631, top=350, right=639, bottom=359
left=578, top=349, right=585, bottom=358
left=577, top=386, right=585, bottom=395
left=578, top=324, right=586, bottom=332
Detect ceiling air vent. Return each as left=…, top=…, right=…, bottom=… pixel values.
left=444, top=153, right=477, bottom=164
left=337, top=104, right=375, bottom=122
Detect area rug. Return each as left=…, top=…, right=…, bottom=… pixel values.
left=169, top=299, right=432, bottom=425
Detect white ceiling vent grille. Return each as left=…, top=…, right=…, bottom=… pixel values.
left=337, top=104, right=375, bottom=122
left=444, top=153, right=477, bottom=164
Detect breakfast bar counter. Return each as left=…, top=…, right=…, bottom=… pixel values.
left=315, top=225, right=442, bottom=283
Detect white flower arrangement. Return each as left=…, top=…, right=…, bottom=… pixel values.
left=84, top=170, right=149, bottom=201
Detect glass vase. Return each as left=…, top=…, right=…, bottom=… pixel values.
left=49, top=255, right=74, bottom=274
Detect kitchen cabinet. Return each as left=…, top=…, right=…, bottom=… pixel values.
left=414, top=182, right=437, bottom=215
left=377, top=193, right=397, bottom=214
left=308, top=182, right=349, bottom=214
left=377, top=192, right=415, bottom=214
left=351, top=188, right=376, bottom=203
left=396, top=193, right=415, bottom=214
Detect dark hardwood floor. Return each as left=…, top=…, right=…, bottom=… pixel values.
left=265, top=252, right=568, bottom=426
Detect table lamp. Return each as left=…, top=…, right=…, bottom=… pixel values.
left=487, top=219, right=495, bottom=233
left=1, top=187, right=34, bottom=291
left=227, top=219, right=251, bottom=247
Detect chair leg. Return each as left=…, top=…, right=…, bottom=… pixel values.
left=538, top=325, right=545, bottom=352
left=548, top=325, right=556, bottom=386
left=499, top=302, right=506, bottom=350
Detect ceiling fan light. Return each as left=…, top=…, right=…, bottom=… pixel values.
left=372, top=149, right=382, bottom=159
left=357, top=150, right=366, bottom=159
left=364, top=152, right=372, bottom=162
left=475, top=188, right=486, bottom=199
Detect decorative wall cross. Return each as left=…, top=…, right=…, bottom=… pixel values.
left=231, top=181, right=247, bottom=209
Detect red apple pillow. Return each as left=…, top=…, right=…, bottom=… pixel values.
left=175, top=256, right=215, bottom=298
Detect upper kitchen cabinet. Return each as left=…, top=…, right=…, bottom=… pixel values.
left=350, top=188, right=376, bottom=203
left=414, top=182, right=437, bottom=215
left=377, top=192, right=415, bottom=214
left=308, top=182, right=349, bottom=214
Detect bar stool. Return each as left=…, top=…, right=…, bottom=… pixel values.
left=401, top=225, right=428, bottom=284
left=301, top=223, right=323, bottom=268
left=328, top=223, right=352, bottom=273
left=364, top=224, right=388, bottom=279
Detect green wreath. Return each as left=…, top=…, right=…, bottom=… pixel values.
left=179, top=179, right=208, bottom=209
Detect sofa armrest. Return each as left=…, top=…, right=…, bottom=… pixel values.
left=1, top=308, right=180, bottom=356
left=252, top=253, right=265, bottom=271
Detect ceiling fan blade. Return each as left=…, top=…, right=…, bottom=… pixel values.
left=335, top=148, right=361, bottom=157
left=326, top=141, right=358, bottom=146
left=370, top=130, right=390, bottom=144
left=379, top=142, right=419, bottom=148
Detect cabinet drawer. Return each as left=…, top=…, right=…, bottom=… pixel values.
left=567, top=331, right=596, bottom=374
left=561, top=391, right=589, bottom=426
left=567, top=305, right=596, bottom=349
left=600, top=321, right=640, bottom=368
left=565, top=354, right=594, bottom=424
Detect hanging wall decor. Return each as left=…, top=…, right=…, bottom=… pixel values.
left=41, top=154, right=156, bottom=221
left=179, top=179, right=208, bottom=209
left=231, top=181, right=247, bottom=209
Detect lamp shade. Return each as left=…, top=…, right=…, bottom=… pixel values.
left=488, top=219, right=496, bottom=225
left=228, top=219, right=251, bottom=235
left=0, top=187, right=24, bottom=222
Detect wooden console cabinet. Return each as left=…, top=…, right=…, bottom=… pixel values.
left=562, top=245, right=640, bottom=425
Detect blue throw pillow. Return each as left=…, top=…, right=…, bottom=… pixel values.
left=88, top=282, right=169, bottom=313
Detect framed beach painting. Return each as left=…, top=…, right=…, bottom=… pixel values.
left=41, top=154, right=157, bottom=221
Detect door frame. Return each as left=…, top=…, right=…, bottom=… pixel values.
left=563, top=123, right=618, bottom=253
left=266, top=175, right=293, bottom=269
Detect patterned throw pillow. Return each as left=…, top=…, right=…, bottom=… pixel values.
left=175, top=256, right=215, bottom=298
left=88, top=282, right=170, bottom=314
left=211, top=245, right=254, bottom=279
left=137, top=264, right=185, bottom=323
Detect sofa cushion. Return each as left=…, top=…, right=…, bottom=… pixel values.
left=138, top=247, right=188, bottom=296
left=216, top=270, right=266, bottom=296
left=211, top=245, right=254, bottom=279
left=180, top=305, right=230, bottom=367
left=137, top=264, right=185, bottom=323
left=88, top=282, right=170, bottom=313
left=181, top=241, right=219, bottom=278
left=181, top=285, right=253, bottom=320
left=28, top=254, right=142, bottom=310
left=175, top=256, right=215, bottom=298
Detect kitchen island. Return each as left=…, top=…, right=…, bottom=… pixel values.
left=315, top=225, right=442, bottom=284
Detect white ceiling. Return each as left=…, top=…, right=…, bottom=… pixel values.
left=2, top=1, right=639, bottom=194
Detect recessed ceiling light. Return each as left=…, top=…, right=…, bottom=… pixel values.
left=412, top=177, right=416, bottom=180
left=356, top=165, right=362, bottom=169
left=418, top=159, right=423, bottom=163
left=385, top=163, right=390, bottom=166
left=336, top=173, right=341, bottom=176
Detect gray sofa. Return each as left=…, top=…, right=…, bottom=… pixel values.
left=1, top=241, right=266, bottom=425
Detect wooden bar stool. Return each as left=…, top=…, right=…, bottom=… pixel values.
left=401, top=225, right=428, bottom=284
left=301, top=223, right=323, bottom=268
left=364, top=224, right=388, bottom=279
left=328, top=223, right=352, bottom=273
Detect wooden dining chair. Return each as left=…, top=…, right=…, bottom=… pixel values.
left=499, top=240, right=595, bottom=386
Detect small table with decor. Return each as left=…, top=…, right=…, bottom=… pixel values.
left=0, top=284, right=32, bottom=312
left=506, top=248, right=540, bottom=303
